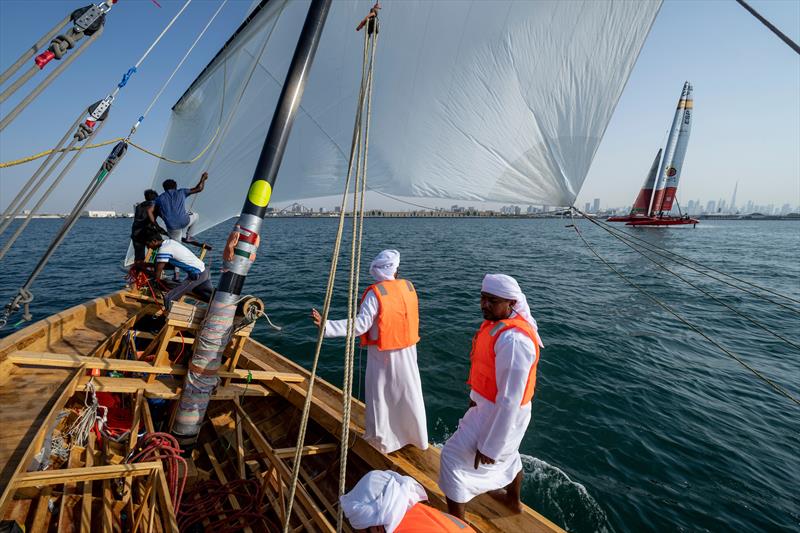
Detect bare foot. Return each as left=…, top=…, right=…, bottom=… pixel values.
left=487, top=489, right=523, bottom=514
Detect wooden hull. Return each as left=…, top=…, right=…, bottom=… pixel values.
left=0, top=289, right=563, bottom=532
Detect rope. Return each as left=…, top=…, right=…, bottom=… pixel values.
left=281, top=13, right=376, bottom=530
left=595, top=216, right=800, bottom=311
left=576, top=212, right=800, bottom=350
left=569, top=211, right=799, bottom=406
left=337, top=23, right=377, bottom=533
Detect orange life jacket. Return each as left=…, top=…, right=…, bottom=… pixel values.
left=394, top=503, right=476, bottom=532
left=467, top=316, right=540, bottom=405
left=360, top=279, right=420, bottom=351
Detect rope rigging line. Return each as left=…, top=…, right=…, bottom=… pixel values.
left=569, top=210, right=799, bottom=406
left=574, top=209, right=800, bottom=351
left=337, top=22, right=377, bottom=533
left=0, top=1, right=118, bottom=131
left=590, top=215, right=800, bottom=311
left=0, top=0, right=223, bottom=329
left=281, top=12, right=378, bottom=531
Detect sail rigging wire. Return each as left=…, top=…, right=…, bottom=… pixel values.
left=735, top=0, right=800, bottom=55
left=0, top=1, right=227, bottom=328
left=576, top=211, right=800, bottom=351
left=569, top=210, right=799, bottom=407
left=281, top=14, right=377, bottom=531
left=188, top=0, right=289, bottom=214
left=592, top=217, right=800, bottom=310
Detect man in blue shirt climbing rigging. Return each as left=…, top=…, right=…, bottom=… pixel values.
left=155, top=172, right=208, bottom=247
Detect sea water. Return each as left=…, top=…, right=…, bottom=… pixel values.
left=1, top=217, right=798, bottom=532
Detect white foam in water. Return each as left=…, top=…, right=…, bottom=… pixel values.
left=521, top=454, right=611, bottom=533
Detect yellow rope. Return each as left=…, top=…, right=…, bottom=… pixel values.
left=0, top=125, right=220, bottom=169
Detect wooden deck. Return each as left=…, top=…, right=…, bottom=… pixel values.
left=0, top=290, right=563, bottom=532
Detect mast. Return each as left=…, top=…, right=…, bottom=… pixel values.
left=172, top=0, right=332, bottom=442
left=650, top=81, right=693, bottom=216
left=629, top=148, right=662, bottom=216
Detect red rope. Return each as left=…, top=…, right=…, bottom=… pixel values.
left=127, top=432, right=187, bottom=511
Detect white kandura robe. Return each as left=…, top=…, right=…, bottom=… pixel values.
left=325, top=290, right=429, bottom=454
left=439, top=324, right=537, bottom=503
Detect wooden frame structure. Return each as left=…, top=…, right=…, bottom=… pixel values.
left=0, top=289, right=564, bottom=533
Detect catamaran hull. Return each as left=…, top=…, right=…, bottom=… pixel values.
left=625, top=216, right=699, bottom=227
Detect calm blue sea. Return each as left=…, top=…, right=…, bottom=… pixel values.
left=1, top=217, right=798, bottom=532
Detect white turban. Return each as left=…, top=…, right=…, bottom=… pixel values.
left=482, top=274, right=544, bottom=348
left=339, top=470, right=427, bottom=533
left=369, top=249, right=400, bottom=282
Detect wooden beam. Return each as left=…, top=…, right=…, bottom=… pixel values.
left=75, top=375, right=270, bottom=400
left=10, top=351, right=303, bottom=382
left=273, top=443, right=338, bottom=459
left=30, top=486, right=53, bottom=533
left=80, top=433, right=96, bottom=532
left=13, top=462, right=161, bottom=488
left=233, top=397, right=246, bottom=480
left=154, top=466, right=179, bottom=533
left=203, top=443, right=254, bottom=533
left=234, top=402, right=335, bottom=533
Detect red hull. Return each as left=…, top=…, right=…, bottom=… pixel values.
left=625, top=216, right=698, bottom=227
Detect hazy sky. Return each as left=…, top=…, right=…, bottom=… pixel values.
left=0, top=0, right=798, bottom=214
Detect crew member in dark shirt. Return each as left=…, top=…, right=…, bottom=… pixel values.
left=131, top=189, right=166, bottom=262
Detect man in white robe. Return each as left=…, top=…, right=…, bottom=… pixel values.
left=438, top=274, right=544, bottom=519
left=311, top=250, right=428, bottom=454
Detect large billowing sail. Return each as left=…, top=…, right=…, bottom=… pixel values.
left=650, top=81, right=693, bottom=215
left=152, top=0, right=662, bottom=235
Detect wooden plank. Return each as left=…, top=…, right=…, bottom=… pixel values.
left=30, top=486, right=52, bottom=533
left=141, top=395, right=156, bottom=434
left=80, top=433, right=96, bottom=533
left=13, top=462, right=161, bottom=487
left=203, top=443, right=254, bottom=533
left=233, top=398, right=246, bottom=480
left=58, top=444, right=84, bottom=533
left=153, top=466, right=179, bottom=533
left=11, top=351, right=302, bottom=382
left=0, top=365, right=84, bottom=515
left=75, top=375, right=270, bottom=400
left=273, top=443, right=338, bottom=459
left=234, top=402, right=335, bottom=533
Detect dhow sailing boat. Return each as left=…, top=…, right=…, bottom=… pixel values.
left=0, top=0, right=663, bottom=531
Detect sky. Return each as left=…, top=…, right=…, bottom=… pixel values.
left=0, top=0, right=798, bottom=214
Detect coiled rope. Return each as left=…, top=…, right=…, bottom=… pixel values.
left=569, top=209, right=799, bottom=406
left=281, top=12, right=378, bottom=531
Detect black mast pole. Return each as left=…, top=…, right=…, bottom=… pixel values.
left=172, top=0, right=332, bottom=442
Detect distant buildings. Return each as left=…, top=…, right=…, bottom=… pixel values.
left=592, top=198, right=600, bottom=213
left=81, top=210, right=117, bottom=218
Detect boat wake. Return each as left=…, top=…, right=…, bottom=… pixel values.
left=520, top=454, right=611, bottom=533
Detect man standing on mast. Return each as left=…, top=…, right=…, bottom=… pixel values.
left=439, top=274, right=543, bottom=519
left=311, top=249, right=428, bottom=454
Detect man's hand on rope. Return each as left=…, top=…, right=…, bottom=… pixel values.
left=310, top=308, right=322, bottom=328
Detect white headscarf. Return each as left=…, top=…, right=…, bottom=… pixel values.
left=482, top=273, right=544, bottom=348
left=339, top=470, right=427, bottom=533
left=369, top=249, right=400, bottom=282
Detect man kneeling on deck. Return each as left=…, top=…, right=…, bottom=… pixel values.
left=311, top=250, right=428, bottom=454
left=142, top=228, right=214, bottom=310
left=439, top=274, right=544, bottom=520
left=341, top=470, right=475, bottom=532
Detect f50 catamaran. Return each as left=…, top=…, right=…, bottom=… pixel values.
left=609, top=82, right=697, bottom=227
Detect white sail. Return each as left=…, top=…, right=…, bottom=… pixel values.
left=150, top=0, right=662, bottom=235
